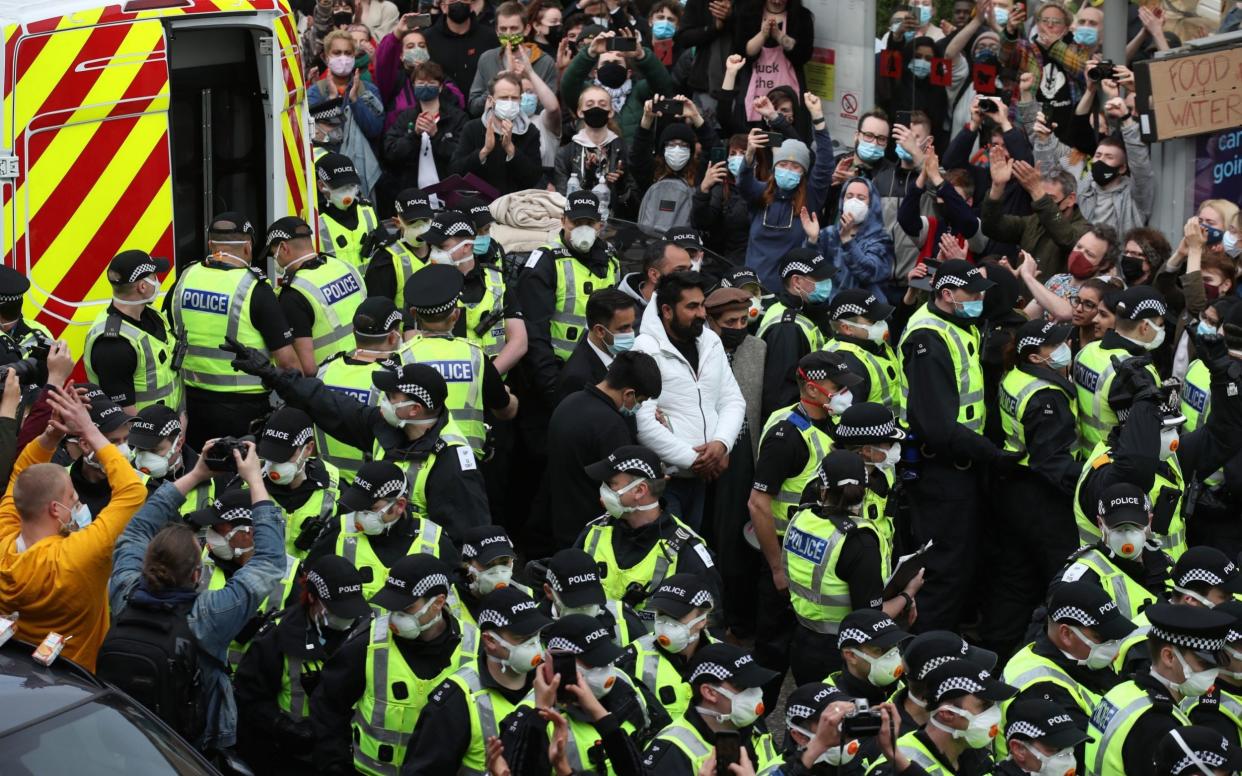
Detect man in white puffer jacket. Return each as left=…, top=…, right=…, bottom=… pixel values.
left=634, top=272, right=747, bottom=531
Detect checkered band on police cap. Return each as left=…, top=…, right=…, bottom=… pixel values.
left=832, top=302, right=868, bottom=319
left=1005, top=720, right=1047, bottom=740
left=837, top=628, right=872, bottom=649
left=411, top=572, right=450, bottom=598
left=689, top=661, right=733, bottom=683
left=217, top=504, right=253, bottom=523
left=134, top=417, right=181, bottom=438
left=363, top=474, right=408, bottom=503
left=933, top=674, right=989, bottom=700
left=611, top=457, right=657, bottom=480
left=437, top=215, right=474, bottom=237
left=835, top=419, right=899, bottom=440
left=310, top=100, right=344, bottom=120
left=1128, top=298, right=1167, bottom=319
left=933, top=265, right=984, bottom=291
left=916, top=655, right=957, bottom=680
left=478, top=608, right=511, bottom=629
left=1050, top=606, right=1097, bottom=627
left=546, top=637, right=583, bottom=654
left=123, top=263, right=159, bottom=283
left=396, top=381, right=437, bottom=410
left=306, top=569, right=332, bottom=600
left=1172, top=751, right=1227, bottom=774
left=1017, top=335, right=1047, bottom=352
left=783, top=262, right=815, bottom=277
left=689, top=590, right=714, bottom=608
left=1176, top=566, right=1234, bottom=589
left=1227, top=621, right=1242, bottom=643
left=802, top=369, right=830, bottom=381
left=786, top=705, right=818, bottom=725
left=1149, top=626, right=1225, bottom=652
left=412, top=293, right=461, bottom=316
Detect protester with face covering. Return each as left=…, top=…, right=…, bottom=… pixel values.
left=802, top=176, right=895, bottom=300
left=561, top=30, right=677, bottom=142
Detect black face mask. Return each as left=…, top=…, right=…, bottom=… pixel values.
left=582, top=106, right=610, bottom=129
left=446, top=2, right=472, bottom=23
left=332, top=10, right=353, bottom=25
left=718, top=326, right=748, bottom=349
left=596, top=61, right=628, bottom=89
left=1120, top=256, right=1146, bottom=284
left=1091, top=160, right=1121, bottom=187
left=544, top=23, right=563, bottom=45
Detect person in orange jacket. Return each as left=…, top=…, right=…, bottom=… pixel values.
left=0, top=382, right=147, bottom=671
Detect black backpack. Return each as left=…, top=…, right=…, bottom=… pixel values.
left=97, top=597, right=206, bottom=742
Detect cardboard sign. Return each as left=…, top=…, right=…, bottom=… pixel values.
left=880, top=50, right=903, bottom=80
left=929, top=57, right=951, bottom=86
left=972, top=62, right=998, bottom=95
left=1136, top=45, right=1242, bottom=142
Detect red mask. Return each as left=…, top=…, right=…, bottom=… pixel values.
left=1205, top=282, right=1221, bottom=301
left=1067, top=250, right=1095, bottom=280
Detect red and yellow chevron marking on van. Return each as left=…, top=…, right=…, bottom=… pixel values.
left=1, top=0, right=312, bottom=360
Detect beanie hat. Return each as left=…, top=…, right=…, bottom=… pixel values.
left=659, top=122, right=697, bottom=150
left=773, top=139, right=811, bottom=171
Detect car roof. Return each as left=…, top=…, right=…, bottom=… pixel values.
left=0, top=640, right=107, bottom=736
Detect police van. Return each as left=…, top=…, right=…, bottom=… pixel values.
left=0, top=0, right=314, bottom=357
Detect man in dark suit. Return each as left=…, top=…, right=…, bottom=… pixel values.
left=555, top=289, right=639, bottom=403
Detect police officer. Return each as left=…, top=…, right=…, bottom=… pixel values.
left=996, top=699, right=1090, bottom=776
left=825, top=288, right=902, bottom=415
left=718, top=266, right=766, bottom=332
left=459, top=197, right=506, bottom=269
left=620, top=575, right=717, bottom=726
left=538, top=547, right=646, bottom=645
left=307, top=460, right=455, bottom=601
left=894, top=632, right=1000, bottom=734
left=127, top=404, right=213, bottom=512
left=784, top=451, right=921, bottom=684
left=831, top=610, right=911, bottom=711
left=1153, top=725, right=1242, bottom=776
left=69, top=397, right=134, bottom=517
left=224, top=345, right=491, bottom=541
left=869, top=659, right=1016, bottom=776
left=899, top=258, right=1017, bottom=633
left=1073, top=286, right=1166, bottom=452
left=757, top=249, right=834, bottom=417
left=400, top=587, right=552, bottom=775
left=399, top=259, right=517, bottom=459
left=1086, top=603, right=1234, bottom=776
left=310, top=555, right=477, bottom=776
left=267, top=216, right=365, bottom=375
left=518, top=190, right=620, bottom=404
left=577, top=444, right=722, bottom=621
left=423, top=207, right=527, bottom=376
left=1000, top=582, right=1136, bottom=759
left=1073, top=332, right=1242, bottom=559
left=987, top=319, right=1082, bottom=656
left=830, top=402, right=906, bottom=572
left=775, top=682, right=862, bottom=774
left=643, top=643, right=782, bottom=774
left=254, top=407, right=341, bottom=560
left=0, top=264, right=51, bottom=356
left=170, top=212, right=299, bottom=448
left=1056, top=483, right=1169, bottom=623
left=499, top=614, right=652, bottom=773
left=451, top=525, right=530, bottom=628
left=316, top=151, right=381, bottom=273
left=315, top=296, right=407, bottom=482
left=1169, top=546, right=1242, bottom=608
left=1186, top=600, right=1242, bottom=748
left=364, top=188, right=433, bottom=302
left=84, top=250, right=182, bottom=415
left=235, top=554, right=370, bottom=773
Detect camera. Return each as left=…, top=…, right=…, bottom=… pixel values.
left=605, top=36, right=637, bottom=52
left=977, top=97, right=999, bottom=114
left=655, top=99, right=683, bottom=117
left=204, top=437, right=251, bottom=473
left=0, top=329, right=49, bottom=385
left=1087, top=59, right=1116, bottom=81
left=841, top=699, right=884, bottom=737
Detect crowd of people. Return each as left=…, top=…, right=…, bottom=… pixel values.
left=2, top=0, right=1242, bottom=774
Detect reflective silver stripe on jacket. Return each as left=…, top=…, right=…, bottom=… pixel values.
left=1090, top=694, right=1152, bottom=776
left=173, top=268, right=267, bottom=388
left=657, top=724, right=712, bottom=759
left=288, top=262, right=365, bottom=354
left=898, top=316, right=984, bottom=431
left=1004, top=378, right=1056, bottom=453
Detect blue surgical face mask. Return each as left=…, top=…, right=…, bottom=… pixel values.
left=808, top=278, right=834, bottom=304
left=414, top=84, right=439, bottom=102
left=954, top=298, right=984, bottom=318
left=1073, top=26, right=1098, bottom=46
left=1046, top=342, right=1073, bottom=369
left=909, top=59, right=931, bottom=79
left=520, top=92, right=538, bottom=115
left=916, top=5, right=932, bottom=24
left=774, top=167, right=803, bottom=191
left=903, top=28, right=915, bottom=41
left=727, top=155, right=745, bottom=177
left=473, top=234, right=492, bottom=255
left=1197, top=319, right=1219, bottom=338
left=993, top=7, right=1009, bottom=26
left=609, top=330, right=636, bottom=355
left=857, top=141, right=885, bottom=163
left=652, top=19, right=676, bottom=39
left=894, top=144, right=914, bottom=162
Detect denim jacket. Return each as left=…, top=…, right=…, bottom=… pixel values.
left=109, top=482, right=286, bottom=751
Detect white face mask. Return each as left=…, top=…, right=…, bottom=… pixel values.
left=328, top=185, right=360, bottom=210
left=379, top=395, right=436, bottom=429
left=599, top=478, right=659, bottom=519
left=1067, top=625, right=1121, bottom=670
left=1024, top=743, right=1077, bottom=776
left=318, top=606, right=358, bottom=632
left=205, top=525, right=252, bottom=560
left=860, top=320, right=889, bottom=343
left=87, top=443, right=131, bottom=471
left=430, top=243, right=474, bottom=266
left=469, top=563, right=514, bottom=596
left=1173, top=649, right=1219, bottom=697
left=1103, top=524, right=1146, bottom=560
left=569, top=224, right=597, bottom=252
left=263, top=449, right=306, bottom=484
left=350, top=503, right=397, bottom=535
left=934, top=704, right=1001, bottom=749
left=553, top=594, right=601, bottom=619
left=115, top=279, right=158, bottom=307
left=389, top=598, right=438, bottom=639
left=132, top=442, right=177, bottom=479
left=664, top=145, right=691, bottom=171
left=403, top=220, right=431, bottom=244
left=654, top=612, right=708, bottom=652
left=791, top=724, right=859, bottom=766
left=699, top=685, right=764, bottom=727
left=493, top=633, right=543, bottom=674
left=581, top=663, right=618, bottom=698
left=53, top=500, right=92, bottom=533
left=842, top=196, right=870, bottom=223
left=1142, top=321, right=1166, bottom=351
left=1224, top=231, right=1241, bottom=258
left=828, top=388, right=853, bottom=415
left=493, top=98, right=521, bottom=121
left=851, top=646, right=905, bottom=687
left=1159, top=427, right=1179, bottom=462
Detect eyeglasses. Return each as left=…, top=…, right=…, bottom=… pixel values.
left=858, top=131, right=889, bottom=145
left=1122, top=252, right=1146, bottom=261
left=1069, top=296, right=1099, bottom=312
left=1038, top=16, right=1067, bottom=27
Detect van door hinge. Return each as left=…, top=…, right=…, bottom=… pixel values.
left=259, top=36, right=274, bottom=56
left=0, top=155, right=18, bottom=180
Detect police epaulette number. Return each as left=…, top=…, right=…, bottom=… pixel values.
left=429, top=679, right=455, bottom=706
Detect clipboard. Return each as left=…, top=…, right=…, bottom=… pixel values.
left=883, top=540, right=932, bottom=599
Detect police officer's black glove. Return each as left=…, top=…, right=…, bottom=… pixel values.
left=1110, top=354, right=1158, bottom=401
left=1192, top=328, right=1239, bottom=378
left=273, top=714, right=315, bottom=748
left=222, top=336, right=279, bottom=383
left=992, top=450, right=1023, bottom=478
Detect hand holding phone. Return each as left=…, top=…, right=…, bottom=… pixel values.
left=714, top=730, right=741, bottom=776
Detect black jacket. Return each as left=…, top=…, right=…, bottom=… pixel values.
left=546, top=384, right=638, bottom=548
left=555, top=338, right=610, bottom=404
left=382, top=100, right=469, bottom=192
left=450, top=117, right=544, bottom=194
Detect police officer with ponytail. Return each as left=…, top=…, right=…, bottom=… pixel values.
left=986, top=320, right=1083, bottom=658
left=235, top=554, right=371, bottom=773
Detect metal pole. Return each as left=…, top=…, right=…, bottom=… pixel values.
left=201, top=88, right=214, bottom=252
left=1102, top=0, right=1127, bottom=64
